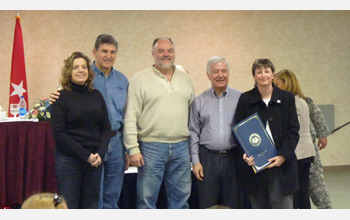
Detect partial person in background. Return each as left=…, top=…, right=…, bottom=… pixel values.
left=50, top=34, right=129, bottom=209
left=306, top=96, right=332, bottom=209
left=21, top=192, right=68, bottom=209
left=233, top=58, right=300, bottom=209
left=51, top=51, right=111, bottom=209
left=123, top=37, right=195, bottom=209
left=274, top=69, right=315, bottom=209
left=189, top=56, right=241, bottom=208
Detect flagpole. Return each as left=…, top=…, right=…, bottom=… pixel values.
left=16, top=10, right=20, bottom=21
left=8, top=10, right=28, bottom=117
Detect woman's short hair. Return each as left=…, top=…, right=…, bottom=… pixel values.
left=60, top=51, right=95, bottom=92
left=21, top=192, right=68, bottom=209
left=252, top=58, right=275, bottom=76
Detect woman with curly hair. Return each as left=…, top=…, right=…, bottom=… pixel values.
left=50, top=51, right=111, bottom=209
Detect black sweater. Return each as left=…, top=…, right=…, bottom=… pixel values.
left=51, top=82, right=111, bottom=162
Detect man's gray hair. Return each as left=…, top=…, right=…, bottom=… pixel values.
left=207, top=56, right=230, bottom=74
left=152, top=37, right=174, bottom=50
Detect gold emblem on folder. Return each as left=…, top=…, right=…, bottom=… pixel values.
left=249, top=133, right=261, bottom=147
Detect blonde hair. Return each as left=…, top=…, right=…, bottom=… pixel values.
left=207, top=204, right=231, bottom=209
left=21, top=193, right=68, bottom=209
left=274, top=69, right=306, bottom=99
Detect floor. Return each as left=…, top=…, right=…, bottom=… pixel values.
left=311, top=165, right=350, bottom=209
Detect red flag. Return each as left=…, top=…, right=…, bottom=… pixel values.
left=8, top=14, right=28, bottom=116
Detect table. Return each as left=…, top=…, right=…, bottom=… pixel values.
left=0, top=121, right=57, bottom=207
left=0, top=121, right=200, bottom=208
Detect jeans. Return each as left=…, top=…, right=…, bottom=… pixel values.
left=98, top=133, right=125, bottom=209
left=55, top=150, right=102, bottom=209
left=137, top=140, right=191, bottom=209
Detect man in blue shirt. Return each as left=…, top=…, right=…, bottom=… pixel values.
left=188, top=56, right=241, bottom=208
left=50, top=34, right=129, bottom=209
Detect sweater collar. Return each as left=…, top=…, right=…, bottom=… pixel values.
left=151, top=65, right=177, bottom=80
left=70, top=81, right=88, bottom=91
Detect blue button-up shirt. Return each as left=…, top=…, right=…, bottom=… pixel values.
left=92, top=62, right=128, bottom=131
left=189, top=87, right=241, bottom=164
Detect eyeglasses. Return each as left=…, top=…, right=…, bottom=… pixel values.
left=53, top=194, right=62, bottom=207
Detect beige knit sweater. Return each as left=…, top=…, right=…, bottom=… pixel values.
left=123, top=65, right=195, bottom=155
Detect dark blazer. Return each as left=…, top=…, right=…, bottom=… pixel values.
left=233, top=84, right=300, bottom=195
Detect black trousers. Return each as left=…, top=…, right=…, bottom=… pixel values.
left=196, top=146, right=238, bottom=209
left=293, top=161, right=312, bottom=209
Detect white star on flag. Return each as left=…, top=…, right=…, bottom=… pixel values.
left=10, top=80, right=27, bottom=98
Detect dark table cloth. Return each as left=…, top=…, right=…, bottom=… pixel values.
left=0, top=121, right=200, bottom=208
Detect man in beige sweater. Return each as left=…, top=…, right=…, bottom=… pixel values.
left=123, top=37, right=195, bottom=209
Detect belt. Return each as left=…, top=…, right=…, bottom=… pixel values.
left=202, top=146, right=235, bottom=156
left=111, top=128, right=122, bottom=137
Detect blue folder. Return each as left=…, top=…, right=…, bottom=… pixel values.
left=232, top=112, right=278, bottom=173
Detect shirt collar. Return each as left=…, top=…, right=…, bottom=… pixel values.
left=210, top=87, right=228, bottom=98
left=92, top=61, right=114, bottom=77
left=250, top=84, right=282, bottom=104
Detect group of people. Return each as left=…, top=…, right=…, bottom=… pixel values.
left=39, top=34, right=332, bottom=209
